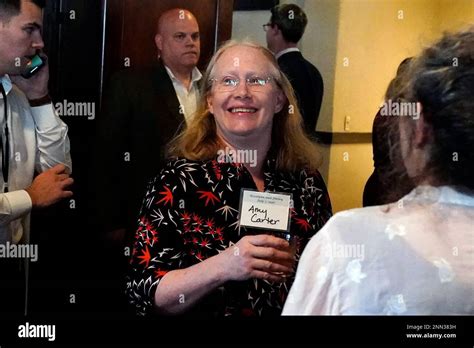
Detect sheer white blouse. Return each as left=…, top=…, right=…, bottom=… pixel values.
left=283, top=185, right=474, bottom=315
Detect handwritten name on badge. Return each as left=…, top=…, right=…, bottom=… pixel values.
left=239, top=190, right=291, bottom=231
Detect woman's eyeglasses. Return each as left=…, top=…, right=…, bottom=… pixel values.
left=262, top=23, right=271, bottom=32
left=210, top=76, right=273, bottom=92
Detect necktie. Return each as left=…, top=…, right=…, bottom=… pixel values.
left=0, top=82, right=10, bottom=193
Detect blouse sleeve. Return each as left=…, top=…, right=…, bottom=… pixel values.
left=126, top=162, right=185, bottom=316
left=282, top=223, right=339, bottom=315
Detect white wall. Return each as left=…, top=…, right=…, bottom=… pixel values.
left=231, top=10, right=269, bottom=45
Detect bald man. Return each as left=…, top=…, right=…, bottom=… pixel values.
left=96, top=9, right=202, bottom=252
left=155, top=9, right=201, bottom=121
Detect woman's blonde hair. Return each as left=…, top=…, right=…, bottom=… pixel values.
left=167, top=39, right=322, bottom=173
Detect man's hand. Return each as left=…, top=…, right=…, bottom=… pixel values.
left=10, top=54, right=49, bottom=100
left=25, top=164, right=73, bottom=209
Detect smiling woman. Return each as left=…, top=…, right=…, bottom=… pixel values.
left=207, top=44, right=286, bottom=156
left=170, top=40, right=323, bottom=174
left=126, top=40, right=333, bottom=317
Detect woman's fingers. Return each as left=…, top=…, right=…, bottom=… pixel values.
left=248, top=234, right=289, bottom=250
left=251, top=270, right=287, bottom=283
left=251, top=258, right=293, bottom=275
left=250, top=245, right=295, bottom=267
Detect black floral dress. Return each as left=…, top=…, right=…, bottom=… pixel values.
left=126, top=156, right=332, bottom=317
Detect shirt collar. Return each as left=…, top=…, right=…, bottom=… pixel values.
left=275, top=47, right=300, bottom=60
left=405, top=185, right=474, bottom=207
left=0, top=75, right=13, bottom=96
left=164, top=65, right=202, bottom=85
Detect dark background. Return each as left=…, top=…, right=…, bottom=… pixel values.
left=234, top=0, right=279, bottom=11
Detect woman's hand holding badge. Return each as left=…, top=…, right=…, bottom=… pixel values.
left=218, top=234, right=296, bottom=283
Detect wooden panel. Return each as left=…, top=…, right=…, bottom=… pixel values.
left=216, top=0, right=234, bottom=57
left=44, top=0, right=103, bottom=102
left=103, top=0, right=124, bottom=92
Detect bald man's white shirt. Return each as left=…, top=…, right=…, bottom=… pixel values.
left=164, top=65, right=202, bottom=122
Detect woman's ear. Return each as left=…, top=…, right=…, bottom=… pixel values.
left=207, top=94, right=214, bottom=114
left=274, top=90, right=286, bottom=114
left=413, top=103, right=433, bottom=148
left=400, top=103, right=433, bottom=180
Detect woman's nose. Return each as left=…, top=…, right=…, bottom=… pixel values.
left=233, top=79, right=251, bottom=98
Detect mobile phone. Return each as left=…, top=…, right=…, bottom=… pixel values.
left=21, top=54, right=46, bottom=79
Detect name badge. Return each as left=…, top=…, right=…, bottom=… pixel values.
left=239, top=189, right=292, bottom=232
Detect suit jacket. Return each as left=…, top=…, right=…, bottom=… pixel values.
left=277, top=51, right=324, bottom=136
left=96, top=61, right=186, bottom=233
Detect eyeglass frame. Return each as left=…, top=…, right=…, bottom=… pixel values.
left=209, top=76, right=275, bottom=92
left=262, top=23, right=272, bottom=32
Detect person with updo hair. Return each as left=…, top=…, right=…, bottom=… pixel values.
left=283, top=27, right=474, bottom=315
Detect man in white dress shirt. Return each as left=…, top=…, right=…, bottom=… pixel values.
left=156, top=8, right=202, bottom=122
left=0, top=0, right=73, bottom=314
left=95, top=8, right=202, bottom=312
left=98, top=8, right=202, bottom=243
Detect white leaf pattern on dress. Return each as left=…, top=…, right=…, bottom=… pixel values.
left=383, top=294, right=407, bottom=315
left=433, top=258, right=455, bottom=283
left=345, top=259, right=366, bottom=283
left=385, top=223, right=406, bottom=240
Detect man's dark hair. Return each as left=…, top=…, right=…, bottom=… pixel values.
left=270, top=4, right=307, bottom=43
left=0, top=0, right=45, bottom=22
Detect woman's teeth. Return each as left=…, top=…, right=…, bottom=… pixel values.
left=230, top=108, right=257, bottom=113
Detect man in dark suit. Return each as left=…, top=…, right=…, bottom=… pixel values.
left=265, top=4, right=323, bottom=137
left=95, top=8, right=201, bottom=283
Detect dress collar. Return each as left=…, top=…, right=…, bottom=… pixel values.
left=404, top=185, right=474, bottom=207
